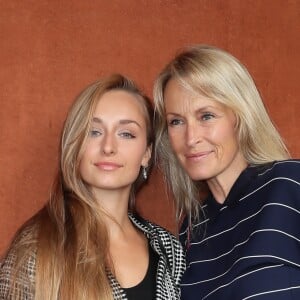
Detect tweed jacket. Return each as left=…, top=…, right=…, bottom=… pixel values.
left=0, top=214, right=186, bottom=299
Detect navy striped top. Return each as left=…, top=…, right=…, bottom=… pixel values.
left=179, top=160, right=300, bottom=299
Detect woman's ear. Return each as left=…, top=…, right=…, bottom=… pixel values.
left=142, top=144, right=152, bottom=167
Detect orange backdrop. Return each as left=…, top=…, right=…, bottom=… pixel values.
left=0, top=0, right=299, bottom=255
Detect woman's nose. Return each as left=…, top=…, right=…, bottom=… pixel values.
left=186, top=122, right=202, bottom=147
left=102, top=134, right=117, bottom=155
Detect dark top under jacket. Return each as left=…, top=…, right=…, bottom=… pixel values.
left=123, top=241, right=159, bottom=300
left=180, top=159, right=300, bottom=299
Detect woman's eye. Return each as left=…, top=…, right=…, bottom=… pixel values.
left=119, top=131, right=135, bottom=139
left=89, top=129, right=102, bottom=137
left=168, top=119, right=183, bottom=126
left=201, top=113, right=215, bottom=121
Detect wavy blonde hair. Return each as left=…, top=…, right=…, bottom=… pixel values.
left=4, top=74, right=154, bottom=299
left=154, top=44, right=290, bottom=223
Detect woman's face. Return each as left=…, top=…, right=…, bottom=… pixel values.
left=79, top=90, right=151, bottom=195
left=164, top=79, right=247, bottom=188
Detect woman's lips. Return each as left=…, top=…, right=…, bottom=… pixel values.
left=185, top=151, right=212, bottom=161
left=94, top=162, right=122, bottom=170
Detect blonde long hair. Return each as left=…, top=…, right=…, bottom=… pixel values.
left=5, top=74, right=154, bottom=299
left=154, top=44, right=290, bottom=223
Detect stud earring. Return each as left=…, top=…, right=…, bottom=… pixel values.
left=142, top=166, right=148, bottom=180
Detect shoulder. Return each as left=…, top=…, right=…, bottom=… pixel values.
left=1, top=225, right=37, bottom=267
left=129, top=213, right=186, bottom=274
left=0, top=226, right=36, bottom=299
left=0, top=245, right=36, bottom=281
left=243, top=160, right=300, bottom=241
left=250, top=160, right=300, bottom=202
left=256, top=159, right=300, bottom=180
left=129, top=213, right=181, bottom=248
left=148, top=220, right=183, bottom=251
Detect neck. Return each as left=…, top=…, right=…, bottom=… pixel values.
left=207, top=155, right=248, bottom=204
left=92, top=186, right=135, bottom=237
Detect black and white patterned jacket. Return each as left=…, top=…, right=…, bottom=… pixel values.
left=0, top=214, right=186, bottom=299
left=109, top=214, right=186, bottom=299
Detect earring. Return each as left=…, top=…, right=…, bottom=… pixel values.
left=142, top=166, right=148, bottom=180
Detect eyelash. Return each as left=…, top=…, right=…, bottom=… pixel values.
left=89, top=129, right=102, bottom=137
left=201, top=113, right=215, bottom=121
left=168, top=113, right=215, bottom=126
left=89, top=129, right=136, bottom=139
left=168, top=119, right=183, bottom=126
left=119, top=132, right=136, bottom=139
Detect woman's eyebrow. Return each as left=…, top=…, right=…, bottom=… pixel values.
left=92, top=117, right=141, bottom=127
left=119, top=119, right=141, bottom=127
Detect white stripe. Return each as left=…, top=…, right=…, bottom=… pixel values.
left=182, top=166, right=300, bottom=237
left=190, top=202, right=300, bottom=246
left=191, top=175, right=300, bottom=227
left=189, top=228, right=300, bottom=265
left=257, top=160, right=300, bottom=177
left=241, top=285, right=300, bottom=300
left=179, top=218, right=209, bottom=236
left=201, top=264, right=284, bottom=299
left=239, top=177, right=300, bottom=204
left=182, top=255, right=300, bottom=286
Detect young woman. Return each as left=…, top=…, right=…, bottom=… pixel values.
left=0, top=74, right=185, bottom=300
left=154, top=45, right=300, bottom=299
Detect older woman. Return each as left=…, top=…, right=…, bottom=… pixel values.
left=154, top=45, right=300, bottom=299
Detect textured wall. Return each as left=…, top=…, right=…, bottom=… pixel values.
left=0, top=0, right=299, bottom=254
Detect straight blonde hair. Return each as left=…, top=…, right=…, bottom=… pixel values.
left=154, top=45, right=290, bottom=223
left=4, top=74, right=154, bottom=299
